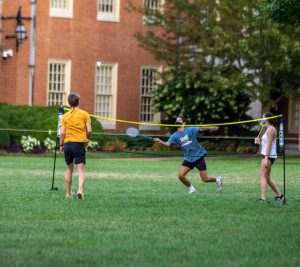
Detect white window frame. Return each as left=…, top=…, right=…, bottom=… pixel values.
left=95, top=62, right=118, bottom=130
left=50, top=0, right=73, bottom=19
left=143, top=0, right=164, bottom=25
left=47, top=59, right=71, bottom=106
left=139, top=66, right=161, bottom=131
left=97, top=0, right=120, bottom=23
left=288, top=98, right=300, bottom=134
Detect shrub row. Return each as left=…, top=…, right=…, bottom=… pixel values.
left=0, top=103, right=103, bottom=148
left=0, top=103, right=258, bottom=154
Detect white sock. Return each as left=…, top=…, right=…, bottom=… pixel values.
left=189, top=185, right=196, bottom=190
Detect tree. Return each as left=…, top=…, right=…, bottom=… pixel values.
left=132, top=0, right=253, bottom=126
left=152, top=72, right=252, bottom=135
left=244, top=15, right=300, bottom=111
left=132, top=0, right=300, bottom=120
left=261, top=0, right=300, bottom=27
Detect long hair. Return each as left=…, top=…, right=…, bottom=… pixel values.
left=264, top=111, right=277, bottom=127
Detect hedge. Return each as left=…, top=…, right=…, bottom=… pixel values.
left=0, top=103, right=103, bottom=147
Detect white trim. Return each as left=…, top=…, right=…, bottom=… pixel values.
left=139, top=66, right=162, bottom=131
left=97, top=0, right=120, bottom=23
left=143, top=0, right=165, bottom=25
left=97, top=14, right=120, bottom=23
left=47, top=59, right=71, bottom=106
left=49, top=0, right=73, bottom=18
left=94, top=62, right=118, bottom=130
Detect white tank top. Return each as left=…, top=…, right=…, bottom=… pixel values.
left=261, top=127, right=277, bottom=158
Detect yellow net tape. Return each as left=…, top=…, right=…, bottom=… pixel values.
left=64, top=107, right=282, bottom=127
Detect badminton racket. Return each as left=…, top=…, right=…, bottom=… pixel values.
left=125, top=127, right=153, bottom=140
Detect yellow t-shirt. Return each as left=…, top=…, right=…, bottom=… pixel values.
left=61, top=108, right=91, bottom=143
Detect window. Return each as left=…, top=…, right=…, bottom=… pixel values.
left=139, top=67, right=161, bottom=131
left=144, top=0, right=163, bottom=11
left=97, top=0, right=120, bottom=22
left=47, top=60, right=71, bottom=106
left=288, top=99, right=300, bottom=133
left=95, top=63, right=117, bottom=129
left=143, top=0, right=164, bottom=25
left=50, top=0, right=73, bottom=18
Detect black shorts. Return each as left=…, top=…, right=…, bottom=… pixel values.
left=64, top=142, right=86, bottom=165
left=261, top=156, right=276, bottom=165
left=182, top=156, right=207, bottom=171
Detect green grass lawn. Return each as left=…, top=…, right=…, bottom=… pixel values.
left=0, top=154, right=299, bottom=267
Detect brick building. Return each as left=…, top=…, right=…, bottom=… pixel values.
left=0, top=0, right=163, bottom=132
left=0, top=0, right=299, bottom=149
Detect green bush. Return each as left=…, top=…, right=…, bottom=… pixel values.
left=0, top=103, right=103, bottom=144
left=0, top=131, right=10, bottom=148
left=89, top=117, right=104, bottom=143
left=0, top=118, right=10, bottom=148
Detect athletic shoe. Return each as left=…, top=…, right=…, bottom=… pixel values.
left=275, top=194, right=284, bottom=201
left=216, top=176, right=223, bottom=192
left=65, top=194, right=72, bottom=199
left=256, top=198, right=269, bottom=203
left=188, top=187, right=197, bottom=194
left=77, top=192, right=84, bottom=200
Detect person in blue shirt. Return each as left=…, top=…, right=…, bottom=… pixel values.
left=154, top=116, right=223, bottom=194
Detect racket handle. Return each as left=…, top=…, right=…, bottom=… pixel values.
left=256, top=125, right=265, bottom=138
left=141, top=135, right=153, bottom=140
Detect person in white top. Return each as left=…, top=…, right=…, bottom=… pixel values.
left=254, top=112, right=284, bottom=202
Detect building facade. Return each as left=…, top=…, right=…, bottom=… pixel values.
left=0, top=0, right=163, bottom=132
left=0, top=0, right=299, bottom=148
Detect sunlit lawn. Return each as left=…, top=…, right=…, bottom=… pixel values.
left=0, top=154, right=299, bottom=267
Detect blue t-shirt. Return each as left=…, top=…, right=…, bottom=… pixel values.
left=167, top=127, right=206, bottom=162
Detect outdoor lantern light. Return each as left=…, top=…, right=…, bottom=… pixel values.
left=15, top=6, right=27, bottom=51
left=16, top=24, right=27, bottom=41
left=4, top=6, right=29, bottom=52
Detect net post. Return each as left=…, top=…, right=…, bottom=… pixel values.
left=50, top=106, right=64, bottom=191
left=278, top=115, right=287, bottom=205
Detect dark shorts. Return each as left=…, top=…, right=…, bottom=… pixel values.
left=64, top=142, right=86, bottom=165
left=261, top=156, right=276, bottom=165
left=182, top=156, right=207, bottom=171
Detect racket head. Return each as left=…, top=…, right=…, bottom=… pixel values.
left=125, top=127, right=140, bottom=138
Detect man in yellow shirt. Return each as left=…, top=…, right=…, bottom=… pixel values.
left=59, top=93, right=92, bottom=199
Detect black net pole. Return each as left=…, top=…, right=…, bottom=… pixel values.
left=50, top=106, right=64, bottom=191
left=50, top=142, right=58, bottom=191
left=278, top=115, right=287, bottom=205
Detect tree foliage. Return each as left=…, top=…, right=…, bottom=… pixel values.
left=132, top=0, right=300, bottom=118
left=152, top=72, right=252, bottom=134
left=261, top=0, right=300, bottom=27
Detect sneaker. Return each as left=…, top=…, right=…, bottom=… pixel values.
left=65, top=194, right=72, bottom=199
left=216, top=176, right=223, bottom=192
left=275, top=194, right=284, bottom=201
left=77, top=192, right=84, bottom=200
left=256, top=198, right=268, bottom=203
left=188, top=187, right=197, bottom=194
